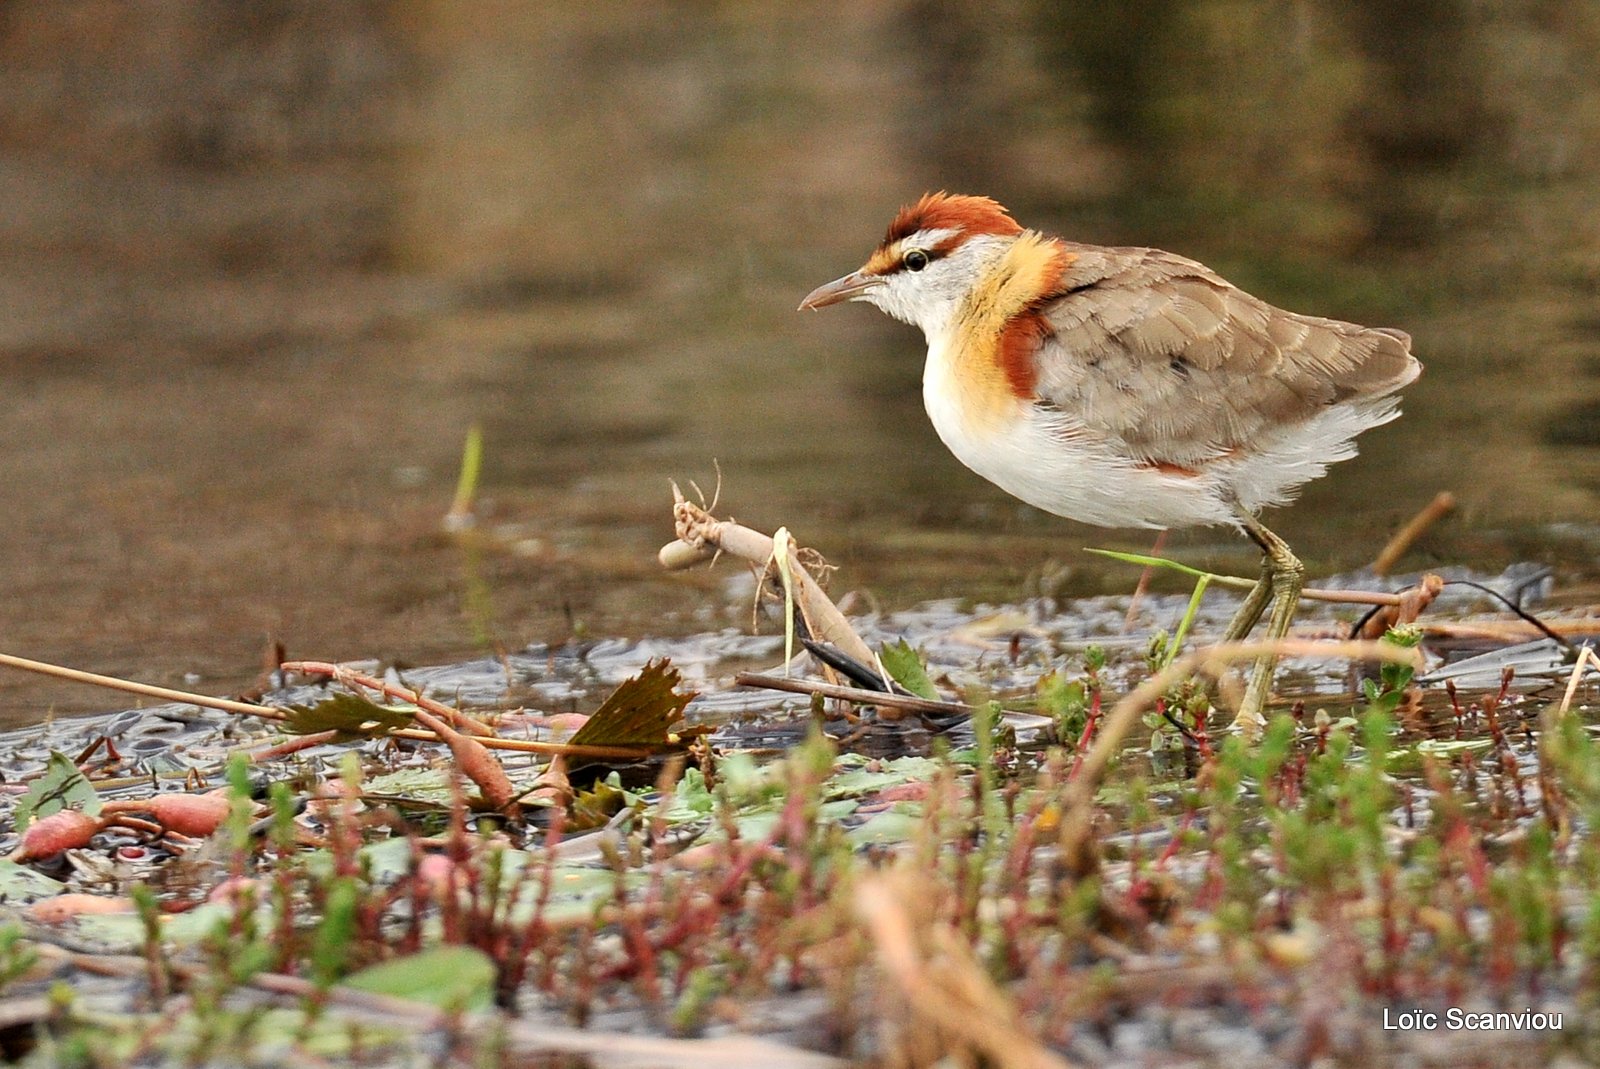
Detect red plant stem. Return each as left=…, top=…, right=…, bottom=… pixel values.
left=1067, top=687, right=1103, bottom=781
left=279, top=660, right=655, bottom=761
left=247, top=730, right=342, bottom=761
left=1153, top=810, right=1194, bottom=872
left=282, top=660, right=496, bottom=735
left=1190, top=705, right=1212, bottom=760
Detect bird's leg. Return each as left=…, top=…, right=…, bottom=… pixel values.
left=1230, top=510, right=1304, bottom=732
left=1221, top=556, right=1273, bottom=642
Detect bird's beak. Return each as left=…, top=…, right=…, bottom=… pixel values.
left=798, top=270, right=882, bottom=310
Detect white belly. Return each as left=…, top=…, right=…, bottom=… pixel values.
left=925, top=392, right=1233, bottom=529
left=920, top=355, right=1401, bottom=532
left=920, top=340, right=1232, bottom=530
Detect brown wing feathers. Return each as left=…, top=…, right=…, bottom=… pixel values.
left=1031, top=245, right=1419, bottom=465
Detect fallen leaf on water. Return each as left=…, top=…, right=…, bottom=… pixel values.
left=569, top=778, right=631, bottom=830
left=14, top=751, right=102, bottom=830
left=284, top=692, right=416, bottom=737
left=341, top=945, right=496, bottom=1011
left=880, top=639, right=939, bottom=700
left=568, top=659, right=696, bottom=748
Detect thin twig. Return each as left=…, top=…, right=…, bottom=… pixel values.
left=0, top=652, right=287, bottom=720
left=279, top=660, right=498, bottom=735
left=1373, top=490, right=1456, bottom=575
left=1301, top=587, right=1406, bottom=606
left=734, top=672, right=972, bottom=718
left=0, top=650, right=661, bottom=762
left=1555, top=645, right=1600, bottom=719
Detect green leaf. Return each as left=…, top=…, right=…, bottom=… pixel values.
left=1038, top=672, right=1089, bottom=736
left=1084, top=547, right=1216, bottom=579
left=14, top=752, right=101, bottom=829
left=1164, top=573, right=1212, bottom=668
left=0, top=860, right=66, bottom=901
left=1414, top=737, right=1493, bottom=756
left=772, top=527, right=797, bottom=673
left=826, top=755, right=939, bottom=799
left=847, top=808, right=924, bottom=845
left=879, top=639, right=939, bottom=700
left=448, top=423, right=484, bottom=521
left=568, top=659, right=695, bottom=747
left=341, top=946, right=496, bottom=1011
left=284, top=692, right=416, bottom=737
left=362, top=767, right=457, bottom=807
left=570, top=778, right=631, bottom=830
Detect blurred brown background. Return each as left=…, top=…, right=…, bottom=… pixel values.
left=3, top=1, right=1599, bottom=720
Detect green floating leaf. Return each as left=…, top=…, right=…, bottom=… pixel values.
left=879, top=639, right=939, bottom=701
left=569, top=659, right=695, bottom=748
left=1414, top=737, right=1494, bottom=756
left=362, top=767, right=457, bottom=807
left=847, top=808, right=924, bottom=846
left=284, top=692, right=416, bottom=738
left=14, top=751, right=102, bottom=830
left=0, top=859, right=66, bottom=901
left=826, top=754, right=940, bottom=799
left=341, top=946, right=496, bottom=1012
left=570, top=778, right=631, bottom=830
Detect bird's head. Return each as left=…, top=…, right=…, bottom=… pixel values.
left=799, top=192, right=1024, bottom=335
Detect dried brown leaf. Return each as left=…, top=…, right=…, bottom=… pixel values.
left=568, top=660, right=695, bottom=748
left=285, top=692, right=416, bottom=737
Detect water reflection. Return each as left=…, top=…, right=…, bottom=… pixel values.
left=2, top=2, right=1597, bottom=721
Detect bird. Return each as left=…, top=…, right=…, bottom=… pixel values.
left=799, top=192, right=1421, bottom=729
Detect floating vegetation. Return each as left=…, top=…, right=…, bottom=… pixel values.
left=0, top=496, right=1598, bottom=1067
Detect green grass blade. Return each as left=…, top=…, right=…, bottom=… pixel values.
left=1084, top=546, right=1214, bottom=579
left=1163, top=573, right=1212, bottom=669
left=448, top=424, right=484, bottom=522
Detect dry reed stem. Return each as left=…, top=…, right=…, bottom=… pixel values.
left=856, top=871, right=1076, bottom=1069
left=1300, top=586, right=1406, bottom=606
left=658, top=490, right=878, bottom=668
left=1353, top=573, right=1445, bottom=639
left=1554, top=645, right=1600, bottom=720
left=1372, top=491, right=1457, bottom=575
left=0, top=651, right=288, bottom=720
left=1422, top=618, right=1600, bottom=641
left=0, top=650, right=660, bottom=762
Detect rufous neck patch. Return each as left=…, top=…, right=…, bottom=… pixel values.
left=952, top=232, right=1073, bottom=404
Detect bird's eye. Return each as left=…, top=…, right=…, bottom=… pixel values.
left=904, top=249, right=930, bottom=272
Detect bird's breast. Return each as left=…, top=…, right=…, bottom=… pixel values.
left=922, top=329, right=1024, bottom=441
left=922, top=332, right=1232, bottom=530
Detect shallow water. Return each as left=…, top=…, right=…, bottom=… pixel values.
left=4, top=4, right=1600, bottom=722
left=0, top=560, right=1579, bottom=792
